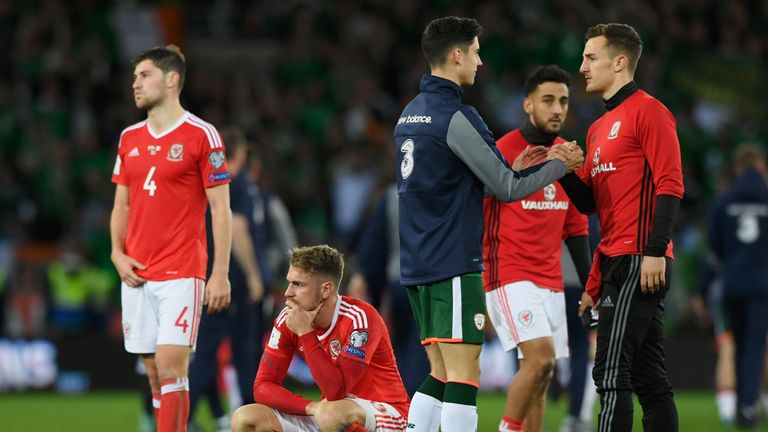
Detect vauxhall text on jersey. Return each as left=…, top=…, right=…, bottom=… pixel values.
left=395, top=75, right=567, bottom=285
left=112, top=112, right=231, bottom=281
left=483, top=129, right=588, bottom=292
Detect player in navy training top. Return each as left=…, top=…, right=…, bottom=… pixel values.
left=709, top=144, right=768, bottom=429
left=395, top=16, right=584, bottom=432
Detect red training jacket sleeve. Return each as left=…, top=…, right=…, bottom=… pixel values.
left=637, top=100, right=684, bottom=198
left=298, top=333, right=368, bottom=401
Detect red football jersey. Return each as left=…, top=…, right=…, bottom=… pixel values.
left=264, top=295, right=410, bottom=417
left=575, top=90, right=684, bottom=258
left=111, top=112, right=231, bottom=281
left=483, top=130, right=588, bottom=292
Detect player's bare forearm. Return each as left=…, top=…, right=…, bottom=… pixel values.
left=208, top=185, right=232, bottom=276
left=206, top=184, right=232, bottom=312
left=232, top=213, right=264, bottom=302
left=110, top=185, right=130, bottom=256
left=110, top=185, right=146, bottom=287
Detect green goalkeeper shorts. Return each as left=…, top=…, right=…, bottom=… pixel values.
left=407, top=273, right=486, bottom=345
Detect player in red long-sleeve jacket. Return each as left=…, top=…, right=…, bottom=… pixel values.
left=232, top=245, right=410, bottom=432
left=559, top=23, right=683, bottom=432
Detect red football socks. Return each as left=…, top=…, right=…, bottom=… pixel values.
left=158, top=377, right=189, bottom=432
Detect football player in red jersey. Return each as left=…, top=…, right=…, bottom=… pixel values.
left=483, top=65, right=592, bottom=432
left=110, top=45, right=232, bottom=432
left=232, top=245, right=410, bottom=432
left=559, top=23, right=683, bottom=432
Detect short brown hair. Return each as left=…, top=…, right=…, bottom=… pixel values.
left=132, top=44, right=186, bottom=90
left=585, top=23, right=643, bottom=73
left=289, top=245, right=344, bottom=287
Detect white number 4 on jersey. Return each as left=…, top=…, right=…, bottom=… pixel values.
left=143, top=166, right=157, bottom=196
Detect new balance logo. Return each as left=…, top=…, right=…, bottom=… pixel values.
left=601, top=296, right=614, bottom=308
left=128, top=147, right=140, bottom=157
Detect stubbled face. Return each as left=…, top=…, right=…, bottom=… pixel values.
left=580, top=36, right=616, bottom=95
left=525, top=81, right=569, bottom=134
left=284, top=266, right=325, bottom=311
left=458, top=37, right=483, bottom=87
left=132, top=59, right=168, bottom=110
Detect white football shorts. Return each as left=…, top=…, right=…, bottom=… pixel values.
left=273, top=397, right=406, bottom=432
left=121, top=277, right=205, bottom=353
left=485, top=280, right=569, bottom=359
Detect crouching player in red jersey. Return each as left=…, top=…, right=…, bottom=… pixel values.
left=232, top=245, right=410, bottom=432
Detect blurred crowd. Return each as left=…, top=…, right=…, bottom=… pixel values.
left=0, top=0, right=765, bottom=343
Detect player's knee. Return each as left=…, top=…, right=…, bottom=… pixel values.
left=425, top=345, right=446, bottom=379
left=231, top=404, right=273, bottom=432
left=314, top=402, right=342, bottom=430
left=314, top=402, right=365, bottom=431
left=634, top=379, right=673, bottom=405
left=231, top=406, right=252, bottom=432
left=529, top=355, right=555, bottom=380
left=429, top=365, right=447, bottom=382
left=445, top=359, right=480, bottom=382
left=154, top=348, right=190, bottom=380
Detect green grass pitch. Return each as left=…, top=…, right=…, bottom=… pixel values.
left=0, top=390, right=736, bottom=431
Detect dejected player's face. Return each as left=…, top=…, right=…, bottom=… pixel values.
left=132, top=59, right=168, bottom=110
left=525, top=82, right=569, bottom=135
left=580, top=36, right=616, bottom=95
left=284, top=266, right=325, bottom=311
left=458, top=37, right=483, bottom=87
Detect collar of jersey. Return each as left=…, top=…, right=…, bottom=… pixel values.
left=317, top=295, right=342, bottom=341
left=520, top=120, right=557, bottom=146
left=604, top=81, right=638, bottom=111
left=146, top=111, right=190, bottom=139
left=420, top=74, right=463, bottom=100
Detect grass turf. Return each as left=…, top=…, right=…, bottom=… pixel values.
left=0, top=390, right=736, bottom=431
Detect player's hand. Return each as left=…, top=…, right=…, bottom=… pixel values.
left=689, top=294, right=710, bottom=327
left=205, top=272, right=231, bottom=313
left=284, top=299, right=323, bottom=336
left=111, top=251, right=147, bottom=287
left=565, top=143, right=585, bottom=172
left=546, top=143, right=569, bottom=163
left=640, top=256, right=666, bottom=294
left=512, top=145, right=548, bottom=171
left=547, top=141, right=584, bottom=173
left=247, top=274, right=264, bottom=303
left=305, top=401, right=319, bottom=416
left=578, top=290, right=594, bottom=316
